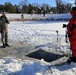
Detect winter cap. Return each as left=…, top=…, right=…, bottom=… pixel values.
left=71, top=7, right=76, bottom=11
left=70, top=7, right=76, bottom=16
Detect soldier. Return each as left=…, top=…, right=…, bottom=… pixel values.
left=0, top=12, right=10, bottom=48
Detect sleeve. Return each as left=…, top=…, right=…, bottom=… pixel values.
left=5, top=17, right=9, bottom=24
left=0, top=17, right=5, bottom=32
left=67, top=19, right=73, bottom=35
left=70, top=24, right=75, bottom=31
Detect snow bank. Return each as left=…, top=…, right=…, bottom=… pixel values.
left=0, top=58, right=76, bottom=75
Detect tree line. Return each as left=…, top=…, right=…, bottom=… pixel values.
left=0, top=0, right=72, bottom=14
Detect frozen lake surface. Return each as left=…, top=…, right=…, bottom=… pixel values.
left=0, top=14, right=75, bottom=75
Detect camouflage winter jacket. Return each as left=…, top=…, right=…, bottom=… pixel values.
left=0, top=16, right=9, bottom=33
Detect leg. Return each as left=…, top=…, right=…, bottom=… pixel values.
left=67, top=42, right=76, bottom=64
left=1, top=32, right=5, bottom=45
left=1, top=32, right=6, bottom=48
left=5, top=32, right=10, bottom=47
left=5, top=32, right=8, bottom=44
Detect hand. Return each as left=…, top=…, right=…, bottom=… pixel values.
left=0, top=30, right=3, bottom=33
left=68, top=34, right=72, bottom=37
left=3, top=29, right=8, bottom=32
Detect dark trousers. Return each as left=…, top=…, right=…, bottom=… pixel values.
left=1, top=32, right=8, bottom=45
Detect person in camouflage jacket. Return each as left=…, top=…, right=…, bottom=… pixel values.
left=0, top=12, right=10, bottom=48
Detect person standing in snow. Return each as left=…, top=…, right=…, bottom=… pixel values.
left=67, top=7, right=76, bottom=63
left=0, top=12, right=10, bottom=48
left=21, top=14, right=24, bottom=19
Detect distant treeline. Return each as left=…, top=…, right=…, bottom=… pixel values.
left=0, top=0, right=72, bottom=14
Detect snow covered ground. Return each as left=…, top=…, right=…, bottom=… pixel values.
left=0, top=14, right=76, bottom=75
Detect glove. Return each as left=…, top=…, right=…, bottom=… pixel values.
left=0, top=30, right=3, bottom=33
left=68, top=34, right=72, bottom=37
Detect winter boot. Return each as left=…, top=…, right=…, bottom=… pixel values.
left=2, top=44, right=6, bottom=48
left=5, top=43, right=10, bottom=47
left=71, top=57, right=76, bottom=62
left=67, top=57, right=76, bottom=64
left=67, top=57, right=72, bottom=64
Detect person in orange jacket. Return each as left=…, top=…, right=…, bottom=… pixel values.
left=67, top=7, right=76, bottom=64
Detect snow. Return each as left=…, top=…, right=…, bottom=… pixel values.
left=0, top=13, right=71, bottom=20
left=9, top=21, right=66, bottom=44
left=0, top=13, right=76, bottom=75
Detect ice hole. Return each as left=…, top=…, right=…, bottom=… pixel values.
left=26, top=49, right=64, bottom=62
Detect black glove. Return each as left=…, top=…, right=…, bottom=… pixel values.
left=68, top=34, right=72, bottom=37
left=0, top=30, right=3, bottom=33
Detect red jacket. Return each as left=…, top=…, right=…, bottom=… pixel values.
left=67, top=17, right=76, bottom=39
left=67, top=11, right=76, bottom=57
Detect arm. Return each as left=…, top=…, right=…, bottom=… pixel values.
left=70, top=24, right=76, bottom=31
left=67, top=18, right=73, bottom=36
left=5, top=17, right=9, bottom=24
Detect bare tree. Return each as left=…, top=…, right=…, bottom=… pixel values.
left=56, top=0, right=72, bottom=13
left=20, top=0, right=28, bottom=6
left=19, top=0, right=28, bottom=13
left=75, top=0, right=76, bottom=6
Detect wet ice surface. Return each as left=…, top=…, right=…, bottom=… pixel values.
left=0, top=21, right=71, bottom=60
